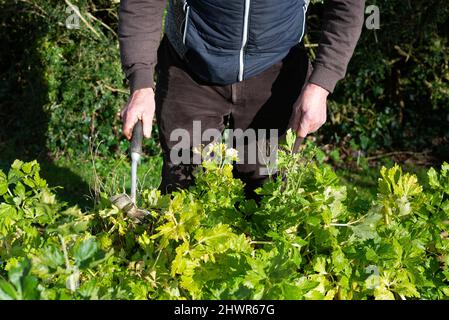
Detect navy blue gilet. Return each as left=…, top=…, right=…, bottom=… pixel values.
left=165, top=0, right=309, bottom=85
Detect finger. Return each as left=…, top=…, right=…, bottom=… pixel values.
left=288, top=108, right=301, bottom=131
left=123, top=111, right=139, bottom=140
left=141, top=110, right=154, bottom=138
left=308, top=123, right=321, bottom=134
left=297, top=119, right=309, bottom=138
left=297, top=126, right=309, bottom=139
left=120, top=101, right=130, bottom=119
left=308, top=116, right=327, bottom=134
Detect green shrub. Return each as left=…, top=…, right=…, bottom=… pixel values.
left=0, top=0, right=158, bottom=163
left=1, top=137, right=448, bottom=300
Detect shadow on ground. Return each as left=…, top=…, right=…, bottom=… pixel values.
left=0, top=1, right=91, bottom=210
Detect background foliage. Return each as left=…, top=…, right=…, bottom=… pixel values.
left=0, top=0, right=448, bottom=164
left=0, top=0, right=159, bottom=169
left=312, top=0, right=449, bottom=159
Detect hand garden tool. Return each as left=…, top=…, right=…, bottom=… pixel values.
left=109, top=120, right=150, bottom=222
left=292, top=136, right=304, bottom=154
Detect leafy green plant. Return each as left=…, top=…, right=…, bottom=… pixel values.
left=1, top=135, right=448, bottom=300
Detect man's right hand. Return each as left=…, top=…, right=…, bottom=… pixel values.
left=120, top=88, right=155, bottom=140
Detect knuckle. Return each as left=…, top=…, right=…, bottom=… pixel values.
left=302, top=113, right=312, bottom=122
left=127, top=110, right=138, bottom=121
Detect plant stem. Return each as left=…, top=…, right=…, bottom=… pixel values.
left=249, top=241, right=273, bottom=245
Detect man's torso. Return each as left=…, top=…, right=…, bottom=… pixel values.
left=165, top=0, right=309, bottom=85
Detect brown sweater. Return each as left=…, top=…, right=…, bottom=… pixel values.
left=118, top=0, right=365, bottom=93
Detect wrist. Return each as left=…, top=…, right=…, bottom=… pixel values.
left=305, top=82, right=330, bottom=97
left=133, top=87, right=154, bottom=96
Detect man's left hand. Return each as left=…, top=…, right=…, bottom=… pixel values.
left=288, top=83, right=329, bottom=138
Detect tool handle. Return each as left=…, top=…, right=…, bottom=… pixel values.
left=292, top=136, right=304, bottom=154
left=130, top=120, right=143, bottom=154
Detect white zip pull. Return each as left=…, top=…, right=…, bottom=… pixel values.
left=182, top=1, right=190, bottom=45
left=239, top=0, right=251, bottom=82
left=304, top=0, right=310, bottom=11
left=299, top=0, right=309, bottom=43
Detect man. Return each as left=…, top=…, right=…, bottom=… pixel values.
left=118, top=0, right=365, bottom=196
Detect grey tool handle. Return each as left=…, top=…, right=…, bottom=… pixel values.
left=131, top=120, right=143, bottom=154
left=292, top=136, right=304, bottom=154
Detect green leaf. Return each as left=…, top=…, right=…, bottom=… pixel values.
left=2, top=260, right=39, bottom=300
left=39, top=245, right=65, bottom=269
left=365, top=247, right=379, bottom=263
left=0, top=279, right=18, bottom=300
left=331, top=250, right=348, bottom=274
left=13, top=182, right=26, bottom=199
left=313, top=256, right=327, bottom=274
left=21, top=161, right=34, bottom=174
left=8, top=259, right=31, bottom=290
left=0, top=171, right=8, bottom=196
left=351, top=211, right=382, bottom=240
left=295, top=277, right=320, bottom=293
left=21, top=276, right=40, bottom=300
left=22, top=178, right=36, bottom=189
left=73, top=238, right=98, bottom=266
left=11, top=160, right=24, bottom=171
left=374, top=286, right=395, bottom=300
left=442, top=162, right=449, bottom=175
left=441, top=287, right=449, bottom=297
left=427, top=167, right=439, bottom=189
left=306, top=215, right=321, bottom=227
left=315, top=149, right=326, bottom=164
left=171, top=241, right=190, bottom=277
left=304, top=289, right=325, bottom=300
left=0, top=203, right=17, bottom=235
left=285, top=129, right=296, bottom=152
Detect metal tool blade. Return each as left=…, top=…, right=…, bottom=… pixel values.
left=130, top=151, right=140, bottom=204
left=110, top=120, right=151, bottom=223
left=130, top=120, right=143, bottom=204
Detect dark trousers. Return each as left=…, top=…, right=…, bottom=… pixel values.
left=155, top=36, right=311, bottom=196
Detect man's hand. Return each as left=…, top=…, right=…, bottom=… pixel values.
left=288, top=83, right=329, bottom=138
left=120, top=88, right=155, bottom=140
